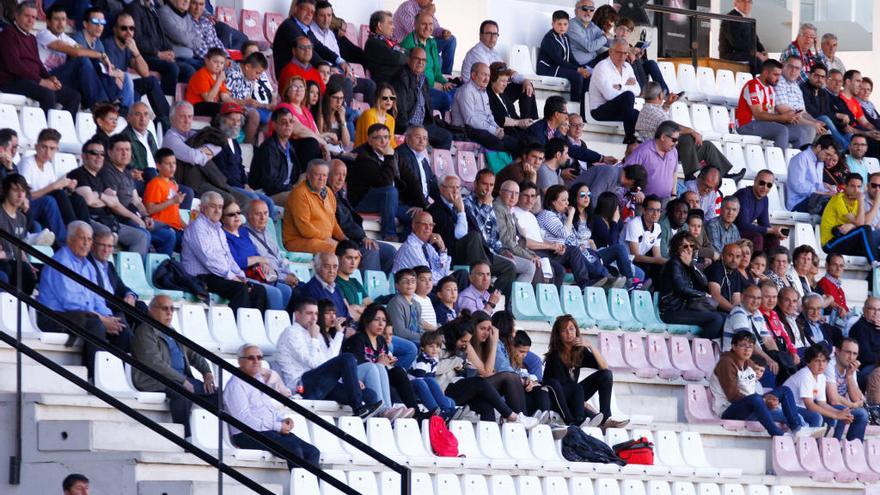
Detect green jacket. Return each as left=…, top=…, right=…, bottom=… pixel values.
left=121, top=125, right=158, bottom=172
left=399, top=32, right=446, bottom=88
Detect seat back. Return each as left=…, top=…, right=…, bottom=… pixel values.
left=432, top=149, right=454, bottom=178
left=215, top=6, right=236, bottom=25
left=179, top=304, right=219, bottom=350
left=670, top=337, right=699, bottom=373
left=94, top=351, right=134, bottom=395
left=865, top=157, right=880, bottom=173
left=489, top=476, right=516, bottom=495
left=348, top=471, right=379, bottom=495
left=595, top=479, right=621, bottom=495
left=710, top=105, right=732, bottom=135
left=646, top=335, right=674, bottom=370
left=264, top=309, right=291, bottom=344
left=462, top=475, right=488, bottom=495
left=309, top=415, right=357, bottom=460
left=0, top=293, right=40, bottom=336
left=341, top=21, right=359, bottom=47
left=52, top=152, right=77, bottom=179
left=320, top=469, right=348, bottom=495
left=536, top=283, right=564, bottom=320
left=745, top=486, right=768, bottom=495
left=449, top=420, right=485, bottom=460
left=208, top=306, right=243, bottom=350
left=597, top=332, right=629, bottom=370
left=434, top=474, right=462, bottom=495
left=366, top=417, right=403, bottom=457
left=696, top=67, right=718, bottom=97
left=475, top=421, right=509, bottom=460
left=723, top=142, right=746, bottom=175
left=684, top=384, right=716, bottom=423
left=544, top=477, right=570, bottom=495
left=116, top=251, right=155, bottom=299
left=48, top=109, right=79, bottom=149
left=569, top=478, right=595, bottom=495
left=722, top=485, right=745, bottom=495
left=768, top=487, right=792, bottom=495
left=690, top=104, right=714, bottom=134
left=75, top=111, right=97, bottom=145
left=584, top=287, right=615, bottom=322
left=655, top=430, right=688, bottom=467
left=507, top=45, right=536, bottom=76
left=716, top=70, right=738, bottom=99
left=291, top=469, right=320, bottom=495
left=512, top=281, right=544, bottom=321
left=337, top=416, right=370, bottom=456
left=528, top=425, right=562, bottom=461
left=657, top=62, right=680, bottom=93
left=0, top=104, right=21, bottom=137
left=795, top=437, right=828, bottom=473
left=818, top=437, right=849, bottom=472
left=719, top=178, right=737, bottom=197
left=842, top=440, right=872, bottom=473
left=766, top=183, right=788, bottom=216
left=263, top=12, right=284, bottom=42
left=672, top=482, right=697, bottom=495
left=669, top=101, right=693, bottom=128
left=517, top=476, right=543, bottom=495
left=364, top=270, right=390, bottom=299
left=764, top=147, right=787, bottom=178
left=679, top=432, right=711, bottom=468
left=500, top=422, right=536, bottom=461
left=560, top=285, right=591, bottom=324
left=864, top=437, right=880, bottom=472
left=456, top=150, right=479, bottom=186
left=235, top=307, right=272, bottom=351
left=622, top=333, right=652, bottom=369
left=239, top=9, right=266, bottom=42
left=793, top=222, right=820, bottom=252
left=608, top=288, right=639, bottom=326
left=676, top=64, right=700, bottom=93
left=621, top=479, right=646, bottom=495
left=19, top=106, right=47, bottom=143
left=743, top=144, right=766, bottom=179
left=631, top=290, right=661, bottom=325
left=394, top=418, right=431, bottom=457
left=692, top=338, right=717, bottom=373
left=697, top=484, right=721, bottom=495
left=734, top=72, right=754, bottom=92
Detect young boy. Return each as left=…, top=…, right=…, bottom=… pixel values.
left=409, top=331, right=459, bottom=420
left=143, top=148, right=186, bottom=249
left=511, top=330, right=543, bottom=381
left=432, top=275, right=459, bottom=326
left=185, top=47, right=232, bottom=118
left=413, top=265, right=438, bottom=330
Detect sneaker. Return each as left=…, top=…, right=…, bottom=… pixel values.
left=513, top=414, right=540, bottom=430
left=601, top=418, right=630, bottom=429
left=398, top=407, right=416, bottom=419
left=381, top=407, right=404, bottom=421
left=551, top=424, right=570, bottom=440
left=610, top=276, right=627, bottom=288
left=355, top=401, right=383, bottom=419
left=792, top=426, right=825, bottom=438
left=580, top=413, right=604, bottom=429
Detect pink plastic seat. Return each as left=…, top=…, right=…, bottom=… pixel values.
left=239, top=9, right=267, bottom=45
left=264, top=12, right=284, bottom=43
left=456, top=151, right=479, bottom=187
left=692, top=338, right=718, bottom=375
left=645, top=335, right=682, bottom=380
left=454, top=141, right=481, bottom=152
left=350, top=63, right=366, bottom=79
left=215, top=6, right=235, bottom=26
left=598, top=332, right=633, bottom=373
left=342, top=22, right=359, bottom=48
left=670, top=336, right=707, bottom=380
left=621, top=334, right=659, bottom=379
left=684, top=385, right=716, bottom=424
left=771, top=436, right=807, bottom=476
left=359, top=24, right=370, bottom=49
left=842, top=440, right=880, bottom=482
left=866, top=438, right=880, bottom=473
left=795, top=438, right=834, bottom=482
left=818, top=438, right=858, bottom=482
left=431, top=149, right=455, bottom=179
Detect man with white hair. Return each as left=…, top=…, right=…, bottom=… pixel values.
left=589, top=37, right=640, bottom=143
left=37, top=220, right=129, bottom=377
left=818, top=33, right=845, bottom=73
left=780, top=23, right=820, bottom=84
left=162, top=101, right=221, bottom=167
left=450, top=62, right=518, bottom=152
left=181, top=191, right=267, bottom=312
left=300, top=252, right=350, bottom=319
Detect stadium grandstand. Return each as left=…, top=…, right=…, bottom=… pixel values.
left=3, top=0, right=880, bottom=494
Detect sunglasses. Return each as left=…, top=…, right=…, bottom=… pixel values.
left=756, top=180, right=774, bottom=189
left=381, top=95, right=396, bottom=101
left=117, top=25, right=135, bottom=31
left=871, top=183, right=880, bottom=189
left=579, top=6, right=596, bottom=11
left=579, top=191, right=591, bottom=198
left=89, top=17, right=106, bottom=25
left=84, top=150, right=105, bottom=156
left=664, top=135, right=679, bottom=144
left=225, top=211, right=241, bottom=217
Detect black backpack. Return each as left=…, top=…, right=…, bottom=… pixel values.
left=560, top=426, right=627, bottom=465
left=151, top=258, right=209, bottom=300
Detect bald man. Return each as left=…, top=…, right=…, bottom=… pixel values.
left=392, top=211, right=451, bottom=283
left=450, top=61, right=519, bottom=152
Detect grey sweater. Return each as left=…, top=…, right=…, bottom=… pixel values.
left=387, top=294, right=422, bottom=343
left=158, top=4, right=203, bottom=59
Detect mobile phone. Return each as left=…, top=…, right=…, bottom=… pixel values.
left=780, top=227, right=790, bottom=236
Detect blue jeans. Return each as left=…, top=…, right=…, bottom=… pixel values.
left=232, top=187, right=277, bottom=219
left=51, top=57, right=109, bottom=109
left=596, top=243, right=635, bottom=278
left=430, top=87, right=454, bottom=114
left=722, top=393, right=786, bottom=435
left=29, top=195, right=67, bottom=243
left=251, top=279, right=290, bottom=311
left=815, top=115, right=852, bottom=149
left=411, top=377, right=456, bottom=412
left=149, top=224, right=177, bottom=256
left=828, top=404, right=868, bottom=441
left=300, top=353, right=376, bottom=409
left=434, top=36, right=457, bottom=75
left=390, top=336, right=418, bottom=370
left=354, top=185, right=409, bottom=239
left=360, top=241, right=397, bottom=273
left=232, top=431, right=319, bottom=469
left=357, top=362, right=392, bottom=410
left=120, top=73, right=136, bottom=108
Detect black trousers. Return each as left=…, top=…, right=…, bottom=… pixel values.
left=166, top=377, right=217, bottom=437
left=0, top=79, right=80, bottom=115
left=504, top=82, right=538, bottom=120
left=485, top=371, right=527, bottom=414
left=445, top=376, right=513, bottom=421
left=537, top=245, right=593, bottom=288
left=0, top=260, right=38, bottom=295
left=196, top=274, right=267, bottom=313
left=386, top=365, right=419, bottom=408
left=544, top=378, right=589, bottom=425
left=463, top=126, right=519, bottom=153
left=37, top=310, right=132, bottom=378
left=591, top=91, right=639, bottom=139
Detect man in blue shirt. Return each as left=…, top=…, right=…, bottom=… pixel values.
left=37, top=221, right=130, bottom=377
left=786, top=134, right=838, bottom=214
left=300, top=252, right=350, bottom=319
left=733, top=169, right=788, bottom=253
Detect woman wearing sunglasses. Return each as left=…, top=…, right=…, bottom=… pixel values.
left=354, top=83, right=398, bottom=149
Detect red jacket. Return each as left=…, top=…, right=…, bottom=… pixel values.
left=817, top=276, right=848, bottom=312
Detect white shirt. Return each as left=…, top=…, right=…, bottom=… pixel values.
left=460, top=42, right=525, bottom=84
left=410, top=146, right=430, bottom=199
left=309, top=23, right=341, bottom=58
left=784, top=366, right=827, bottom=408
left=18, top=155, right=58, bottom=191
left=36, top=29, right=76, bottom=71
left=414, top=294, right=437, bottom=328
left=589, top=57, right=640, bottom=111
left=271, top=321, right=343, bottom=390
left=133, top=128, right=156, bottom=169
left=512, top=206, right=544, bottom=242
left=623, top=216, right=661, bottom=255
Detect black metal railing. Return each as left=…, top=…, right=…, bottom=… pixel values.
left=0, top=228, right=411, bottom=495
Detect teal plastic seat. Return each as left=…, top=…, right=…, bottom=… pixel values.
left=387, top=273, right=397, bottom=295
left=652, top=290, right=700, bottom=334
left=630, top=290, right=669, bottom=333
left=179, top=209, right=190, bottom=227
left=144, top=253, right=184, bottom=300
left=511, top=282, right=545, bottom=321
left=27, top=245, right=54, bottom=264
left=607, top=288, right=645, bottom=331
left=364, top=270, right=390, bottom=299
left=116, top=252, right=155, bottom=299
left=349, top=269, right=363, bottom=284
left=875, top=267, right=880, bottom=297
left=288, top=264, right=313, bottom=284
left=452, top=265, right=469, bottom=273
left=560, top=285, right=595, bottom=328
left=583, top=287, right=620, bottom=330
left=536, top=283, right=566, bottom=323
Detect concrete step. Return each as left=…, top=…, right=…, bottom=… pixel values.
left=31, top=393, right=171, bottom=424
left=138, top=480, right=283, bottom=495
left=38, top=420, right=184, bottom=453
left=0, top=361, right=87, bottom=395
left=0, top=339, right=83, bottom=365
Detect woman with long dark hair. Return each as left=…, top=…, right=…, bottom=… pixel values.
left=589, top=191, right=622, bottom=249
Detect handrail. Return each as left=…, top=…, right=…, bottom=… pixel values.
left=0, top=228, right=411, bottom=494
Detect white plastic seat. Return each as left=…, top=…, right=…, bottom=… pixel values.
left=721, top=484, right=745, bottom=495
left=337, top=416, right=377, bottom=464
left=722, top=142, right=746, bottom=175
left=208, top=306, right=244, bottom=353
left=588, top=387, right=653, bottom=425
left=743, top=144, right=766, bottom=179
left=735, top=72, right=753, bottom=92
left=189, top=407, right=265, bottom=461
left=500, top=422, right=543, bottom=469
left=672, top=482, right=697, bottom=495
left=47, top=109, right=80, bottom=153
left=476, top=421, right=517, bottom=469
left=235, top=307, right=273, bottom=353
left=745, top=486, right=768, bottom=495
left=709, top=105, right=738, bottom=141
left=543, top=477, right=570, bottom=495
left=291, top=469, right=320, bottom=495
left=53, top=152, right=77, bottom=178
left=595, top=478, right=621, bottom=495
left=680, top=431, right=741, bottom=477
left=0, top=104, right=23, bottom=143
left=718, top=178, right=737, bottom=197
left=0, top=293, right=66, bottom=344
left=689, top=104, right=722, bottom=140
left=490, top=475, right=516, bottom=495
left=307, top=415, right=358, bottom=465
left=179, top=304, right=221, bottom=351
left=865, top=157, right=880, bottom=173
left=657, top=62, right=680, bottom=93
left=621, top=480, right=646, bottom=495
left=508, top=44, right=536, bottom=76
left=769, top=487, right=793, bottom=495
left=764, top=147, right=787, bottom=179
left=75, top=112, right=97, bottom=145
left=654, top=430, right=704, bottom=476
left=697, top=67, right=722, bottom=104
left=365, top=417, right=427, bottom=465
left=94, top=351, right=166, bottom=403
left=669, top=101, right=693, bottom=128
left=526, top=424, right=567, bottom=470
left=448, top=420, right=491, bottom=468
left=122, top=362, right=168, bottom=404
left=676, top=64, right=705, bottom=101
left=434, top=474, right=463, bottom=495
left=462, top=475, right=489, bottom=495
left=347, top=471, right=379, bottom=495
left=19, top=106, right=47, bottom=145
left=570, top=478, right=595, bottom=495
left=647, top=481, right=672, bottom=495
left=716, top=69, right=739, bottom=106
left=793, top=222, right=821, bottom=254
left=516, top=476, right=543, bottom=495
left=263, top=309, right=290, bottom=345
left=318, top=469, right=348, bottom=495
left=697, top=484, right=721, bottom=495
left=396, top=418, right=459, bottom=467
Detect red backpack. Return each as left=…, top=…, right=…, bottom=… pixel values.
left=428, top=415, right=459, bottom=457
left=612, top=437, right=654, bottom=465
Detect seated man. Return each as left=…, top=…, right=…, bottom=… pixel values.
left=798, top=293, right=843, bottom=352
left=787, top=134, right=837, bottom=217
left=528, top=96, right=608, bottom=171
left=589, top=38, right=640, bottom=143
left=777, top=286, right=811, bottom=351
left=335, top=239, right=373, bottom=309
left=350, top=124, right=408, bottom=242
left=820, top=172, right=880, bottom=263
left=387, top=268, right=431, bottom=345
left=122, top=104, right=188, bottom=207
left=279, top=36, right=325, bottom=95
left=143, top=148, right=187, bottom=247
left=535, top=11, right=589, bottom=114
left=837, top=70, right=880, bottom=151
left=536, top=138, right=569, bottom=193
left=188, top=0, right=229, bottom=57
left=817, top=253, right=853, bottom=330
left=706, top=243, right=746, bottom=313
left=456, top=261, right=502, bottom=316
left=735, top=169, right=787, bottom=252
left=309, top=1, right=374, bottom=104
left=0, top=174, right=40, bottom=294
left=722, top=285, right=784, bottom=385
left=250, top=108, right=300, bottom=206
left=400, top=10, right=455, bottom=114
left=88, top=224, right=148, bottom=329
left=391, top=48, right=453, bottom=150
left=494, top=141, right=542, bottom=196
left=392, top=211, right=452, bottom=284
left=774, top=56, right=843, bottom=148
left=157, top=0, right=205, bottom=78
left=846, top=136, right=871, bottom=184
left=461, top=20, right=538, bottom=120
left=801, top=64, right=852, bottom=145
left=427, top=175, right=491, bottom=269
left=0, top=2, right=80, bottom=115
left=823, top=338, right=869, bottom=441
left=212, top=103, right=274, bottom=216
left=464, top=169, right=534, bottom=296
left=131, top=295, right=216, bottom=437
left=565, top=112, right=618, bottom=173
left=243, top=199, right=301, bottom=289
left=364, top=10, right=407, bottom=85
left=67, top=138, right=151, bottom=258
left=181, top=191, right=268, bottom=313
left=393, top=0, right=457, bottom=74
left=273, top=298, right=382, bottom=418
left=300, top=252, right=349, bottom=319
left=37, top=221, right=130, bottom=377
left=705, top=196, right=741, bottom=254
left=659, top=199, right=689, bottom=259
left=450, top=62, right=518, bottom=152
left=624, top=194, right=666, bottom=282
left=683, top=165, right=723, bottom=221
left=623, top=120, right=679, bottom=199
left=848, top=297, right=880, bottom=400
left=736, top=59, right=815, bottom=150
left=224, top=343, right=320, bottom=469
left=396, top=125, right=440, bottom=211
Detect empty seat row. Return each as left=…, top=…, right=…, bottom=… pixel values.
left=669, top=102, right=761, bottom=145
left=292, top=470, right=785, bottom=495
left=772, top=435, right=880, bottom=483
left=658, top=62, right=753, bottom=108
left=172, top=303, right=295, bottom=354
left=598, top=332, right=715, bottom=382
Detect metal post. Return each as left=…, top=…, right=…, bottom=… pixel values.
left=689, top=0, right=698, bottom=68
left=217, top=365, right=223, bottom=495
left=8, top=254, right=22, bottom=484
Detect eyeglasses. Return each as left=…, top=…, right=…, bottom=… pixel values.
left=154, top=305, right=174, bottom=312
left=296, top=44, right=313, bottom=50
left=224, top=211, right=241, bottom=217
left=89, top=17, right=106, bottom=25
left=645, top=207, right=662, bottom=213
left=500, top=189, right=519, bottom=195
left=579, top=6, right=596, bottom=12
left=756, top=180, right=774, bottom=189
left=481, top=31, right=500, bottom=37
left=117, top=25, right=135, bottom=31
left=870, top=183, right=880, bottom=189
left=664, top=135, right=679, bottom=143
left=94, top=242, right=114, bottom=249
left=84, top=149, right=104, bottom=156
left=241, top=355, right=263, bottom=361
left=680, top=243, right=693, bottom=250
left=579, top=191, right=591, bottom=198
left=381, top=95, right=396, bottom=101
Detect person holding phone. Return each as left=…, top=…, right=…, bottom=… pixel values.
left=733, top=169, right=788, bottom=253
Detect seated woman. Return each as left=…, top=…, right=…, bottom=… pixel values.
left=220, top=199, right=291, bottom=311
left=766, top=247, right=798, bottom=290
left=658, top=231, right=725, bottom=339
left=342, top=303, right=421, bottom=421
left=276, top=75, right=330, bottom=165
left=316, top=83, right=353, bottom=159
left=354, top=83, right=398, bottom=149
left=435, top=313, right=537, bottom=427
left=487, top=63, right=535, bottom=142
left=91, top=102, right=119, bottom=148
left=791, top=245, right=834, bottom=307
left=589, top=191, right=623, bottom=249
left=491, top=311, right=554, bottom=423
left=736, top=238, right=754, bottom=283
left=543, top=315, right=628, bottom=428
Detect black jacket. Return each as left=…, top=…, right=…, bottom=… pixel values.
left=536, top=30, right=579, bottom=77
left=391, top=66, right=435, bottom=133
left=427, top=199, right=465, bottom=258
left=794, top=313, right=842, bottom=351
left=363, top=34, right=407, bottom=85
left=488, top=88, right=520, bottom=128
left=87, top=255, right=135, bottom=314
left=658, top=258, right=711, bottom=314
left=213, top=139, right=246, bottom=188
left=527, top=120, right=602, bottom=164
left=849, top=317, right=880, bottom=367
left=125, top=0, right=171, bottom=57
left=348, top=145, right=399, bottom=207
left=334, top=189, right=367, bottom=243
left=801, top=82, right=840, bottom=125
left=395, top=144, right=440, bottom=209
left=248, top=136, right=297, bottom=196
left=272, top=16, right=340, bottom=76
left=718, top=9, right=764, bottom=62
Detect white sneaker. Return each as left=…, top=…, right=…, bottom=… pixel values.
left=28, top=229, right=55, bottom=246
left=793, top=426, right=825, bottom=438
left=580, top=413, right=604, bottom=429
left=513, top=414, right=540, bottom=430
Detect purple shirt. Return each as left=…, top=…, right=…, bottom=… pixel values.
left=623, top=139, right=678, bottom=198
left=455, top=285, right=494, bottom=315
